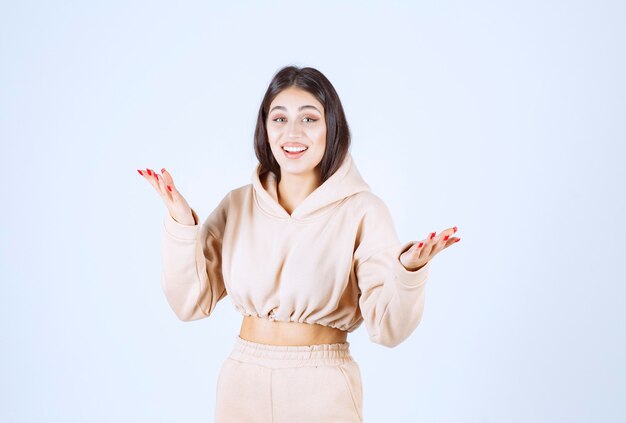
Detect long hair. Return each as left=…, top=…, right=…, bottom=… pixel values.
left=253, top=66, right=351, bottom=184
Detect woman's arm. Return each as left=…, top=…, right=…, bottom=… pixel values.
left=354, top=194, right=431, bottom=348
left=160, top=191, right=230, bottom=321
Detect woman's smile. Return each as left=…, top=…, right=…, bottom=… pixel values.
left=282, top=142, right=309, bottom=159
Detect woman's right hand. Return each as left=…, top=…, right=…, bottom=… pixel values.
left=137, top=167, right=196, bottom=225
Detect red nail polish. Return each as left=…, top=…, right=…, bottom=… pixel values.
left=155, top=174, right=159, bottom=180
left=147, top=169, right=152, bottom=176
left=429, top=232, right=436, bottom=239
left=453, top=226, right=457, bottom=233
left=418, top=242, right=423, bottom=248
left=455, top=238, right=461, bottom=242
left=167, top=185, right=172, bottom=192
left=161, top=168, right=166, bottom=173
left=443, top=235, right=449, bottom=241
left=137, top=169, right=143, bottom=176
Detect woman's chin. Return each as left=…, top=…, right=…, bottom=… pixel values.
left=277, top=160, right=321, bottom=178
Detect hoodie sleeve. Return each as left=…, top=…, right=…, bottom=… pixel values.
left=160, top=191, right=230, bottom=321
left=354, top=195, right=431, bottom=348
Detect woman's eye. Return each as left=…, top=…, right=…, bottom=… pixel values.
left=303, top=117, right=318, bottom=123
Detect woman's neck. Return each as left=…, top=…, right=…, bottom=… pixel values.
left=276, top=169, right=320, bottom=215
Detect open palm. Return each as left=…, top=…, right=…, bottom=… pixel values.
left=399, top=227, right=461, bottom=271
left=137, top=167, right=196, bottom=225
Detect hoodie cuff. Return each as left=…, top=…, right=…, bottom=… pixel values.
left=163, top=208, right=200, bottom=241
left=392, top=240, right=431, bottom=288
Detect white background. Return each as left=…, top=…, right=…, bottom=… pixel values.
left=1, top=0, right=624, bottom=421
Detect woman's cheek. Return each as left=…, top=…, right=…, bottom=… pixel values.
left=266, top=127, right=280, bottom=143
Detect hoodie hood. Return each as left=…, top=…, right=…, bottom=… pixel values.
left=251, top=152, right=371, bottom=220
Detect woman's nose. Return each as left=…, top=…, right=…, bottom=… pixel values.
left=287, top=121, right=304, bottom=137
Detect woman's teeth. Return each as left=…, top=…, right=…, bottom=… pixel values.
left=282, top=146, right=308, bottom=152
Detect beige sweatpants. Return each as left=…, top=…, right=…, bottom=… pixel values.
left=214, top=335, right=364, bottom=422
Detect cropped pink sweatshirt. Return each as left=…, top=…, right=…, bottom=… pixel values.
left=161, top=152, right=431, bottom=348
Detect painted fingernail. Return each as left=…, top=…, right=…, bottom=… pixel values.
left=455, top=238, right=461, bottom=242
left=137, top=169, right=143, bottom=176
left=443, top=235, right=449, bottom=241
left=161, top=168, right=166, bottom=173
left=418, top=242, right=424, bottom=248
left=453, top=226, right=457, bottom=233
left=147, top=169, right=152, bottom=176
left=429, top=232, right=436, bottom=239
left=155, top=174, right=159, bottom=180
left=167, top=185, right=172, bottom=192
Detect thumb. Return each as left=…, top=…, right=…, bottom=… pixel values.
left=160, top=167, right=176, bottom=189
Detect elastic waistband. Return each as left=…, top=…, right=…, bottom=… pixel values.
left=228, top=335, right=354, bottom=368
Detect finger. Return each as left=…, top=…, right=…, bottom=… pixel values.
left=431, top=228, right=461, bottom=256
left=441, top=236, right=461, bottom=250
left=144, top=168, right=166, bottom=198
left=160, top=167, right=174, bottom=186
left=432, top=233, right=451, bottom=255
left=407, top=237, right=430, bottom=262
left=148, top=168, right=163, bottom=193
left=441, top=227, right=460, bottom=248
left=433, top=226, right=458, bottom=246
left=407, top=240, right=425, bottom=257
left=153, top=168, right=167, bottom=195
left=419, top=231, right=437, bottom=258
left=439, top=227, right=458, bottom=238
left=137, top=168, right=153, bottom=181
left=160, top=167, right=181, bottom=198
left=139, top=167, right=156, bottom=186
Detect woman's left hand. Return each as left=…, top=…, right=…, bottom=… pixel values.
left=399, top=227, right=460, bottom=271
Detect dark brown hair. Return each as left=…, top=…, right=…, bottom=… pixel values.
left=253, top=65, right=351, bottom=184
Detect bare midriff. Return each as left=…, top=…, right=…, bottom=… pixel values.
left=240, top=315, right=348, bottom=346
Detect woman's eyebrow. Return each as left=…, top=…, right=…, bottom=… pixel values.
left=269, top=105, right=322, bottom=114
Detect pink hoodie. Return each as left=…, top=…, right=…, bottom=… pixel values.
left=161, top=152, right=431, bottom=348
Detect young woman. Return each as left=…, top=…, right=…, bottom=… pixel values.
left=138, top=65, right=460, bottom=422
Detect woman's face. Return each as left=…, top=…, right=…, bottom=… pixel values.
left=266, top=86, right=326, bottom=180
